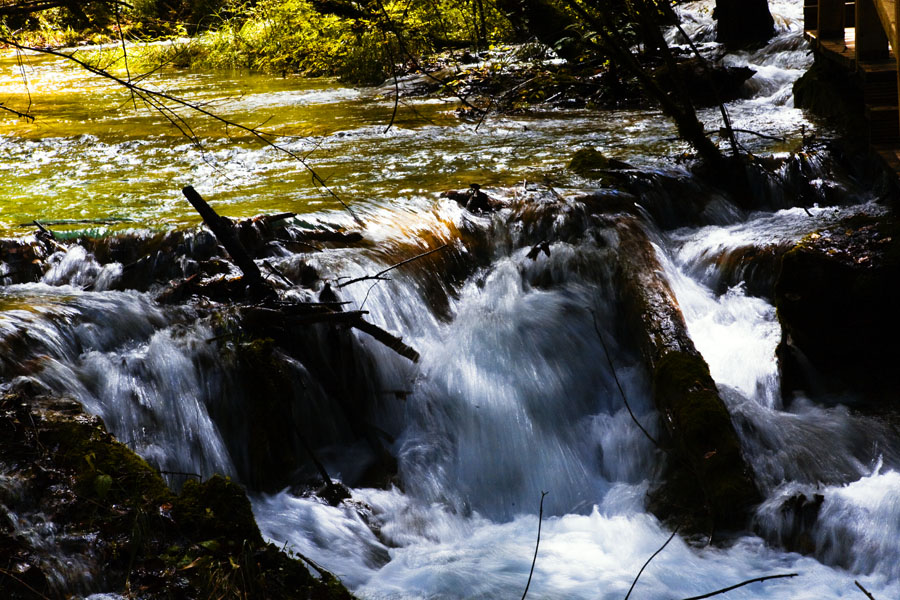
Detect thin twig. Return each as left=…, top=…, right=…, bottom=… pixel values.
left=113, top=1, right=137, bottom=111
left=521, top=491, right=548, bottom=600
left=624, top=525, right=680, bottom=600
left=725, top=128, right=785, bottom=142
left=337, top=243, right=449, bottom=288
left=157, top=470, right=202, bottom=479
left=589, top=309, right=661, bottom=450
left=855, top=580, right=877, bottom=600
left=0, top=567, right=52, bottom=600
left=678, top=573, right=799, bottom=600
left=0, top=102, right=34, bottom=121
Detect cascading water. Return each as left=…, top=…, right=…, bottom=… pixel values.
left=3, top=0, right=900, bottom=598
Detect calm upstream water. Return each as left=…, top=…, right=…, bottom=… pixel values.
left=4, top=1, right=900, bottom=598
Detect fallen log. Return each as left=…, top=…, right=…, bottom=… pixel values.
left=614, top=215, right=760, bottom=534
left=350, top=316, right=420, bottom=363
left=242, top=307, right=420, bottom=362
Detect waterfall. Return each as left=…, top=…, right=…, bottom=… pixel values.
left=3, top=0, right=900, bottom=598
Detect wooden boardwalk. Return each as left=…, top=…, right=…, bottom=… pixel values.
left=805, top=0, right=900, bottom=168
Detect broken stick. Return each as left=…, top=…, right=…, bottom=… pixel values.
left=182, top=185, right=273, bottom=299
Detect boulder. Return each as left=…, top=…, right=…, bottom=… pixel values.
left=776, top=214, right=900, bottom=404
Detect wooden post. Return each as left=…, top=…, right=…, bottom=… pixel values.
left=896, top=0, right=900, bottom=142
left=818, top=0, right=845, bottom=38
left=856, top=0, right=889, bottom=60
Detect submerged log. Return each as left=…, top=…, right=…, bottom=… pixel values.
left=614, top=216, right=761, bottom=534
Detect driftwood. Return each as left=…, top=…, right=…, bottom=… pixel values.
left=182, top=186, right=273, bottom=299
left=243, top=307, right=420, bottom=363
left=180, top=185, right=420, bottom=364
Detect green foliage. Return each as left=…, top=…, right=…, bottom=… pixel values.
left=184, top=0, right=512, bottom=83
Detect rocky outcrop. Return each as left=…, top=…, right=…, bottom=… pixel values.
left=776, top=214, right=900, bottom=405
left=0, top=388, right=355, bottom=599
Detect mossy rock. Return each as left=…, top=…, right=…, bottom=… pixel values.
left=568, top=147, right=631, bottom=176
left=0, top=392, right=358, bottom=599
left=173, top=475, right=264, bottom=547
left=38, top=409, right=173, bottom=510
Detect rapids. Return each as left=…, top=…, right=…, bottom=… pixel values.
left=2, top=1, right=900, bottom=598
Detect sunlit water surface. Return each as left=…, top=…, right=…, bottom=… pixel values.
left=3, top=1, right=900, bottom=599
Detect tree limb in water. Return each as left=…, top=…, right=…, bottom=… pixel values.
left=349, top=316, right=420, bottom=362
left=182, top=185, right=274, bottom=299
left=678, top=573, right=799, bottom=600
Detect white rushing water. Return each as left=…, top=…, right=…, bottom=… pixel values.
left=3, top=0, right=900, bottom=598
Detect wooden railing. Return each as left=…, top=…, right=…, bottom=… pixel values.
left=810, top=0, right=900, bottom=143
left=814, top=0, right=898, bottom=60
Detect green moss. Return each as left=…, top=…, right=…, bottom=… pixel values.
left=568, top=147, right=613, bottom=175
left=173, top=475, right=264, bottom=547
left=2, top=392, right=357, bottom=599
left=40, top=417, right=173, bottom=508
left=652, top=351, right=760, bottom=531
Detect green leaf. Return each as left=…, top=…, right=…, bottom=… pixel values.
left=94, top=474, right=113, bottom=499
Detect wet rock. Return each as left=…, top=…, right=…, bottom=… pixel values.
left=0, top=238, right=52, bottom=284
left=172, top=475, right=263, bottom=547
left=0, top=390, right=357, bottom=599
left=443, top=183, right=501, bottom=214
left=776, top=213, right=900, bottom=405
left=775, top=492, right=824, bottom=555
left=567, top=147, right=633, bottom=177
left=686, top=243, right=791, bottom=299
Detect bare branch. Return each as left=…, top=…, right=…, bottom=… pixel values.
left=337, top=243, right=449, bottom=288
left=624, top=526, right=680, bottom=600
left=679, top=573, right=799, bottom=600
left=855, top=580, right=877, bottom=600
left=520, top=491, right=548, bottom=600
left=589, top=309, right=661, bottom=450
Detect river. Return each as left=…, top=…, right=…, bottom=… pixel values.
left=2, top=0, right=900, bottom=598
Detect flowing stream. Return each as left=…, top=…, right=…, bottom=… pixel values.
left=3, top=1, right=900, bottom=598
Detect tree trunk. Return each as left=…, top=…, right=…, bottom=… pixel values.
left=494, top=0, right=586, bottom=62
left=715, top=0, right=775, bottom=48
